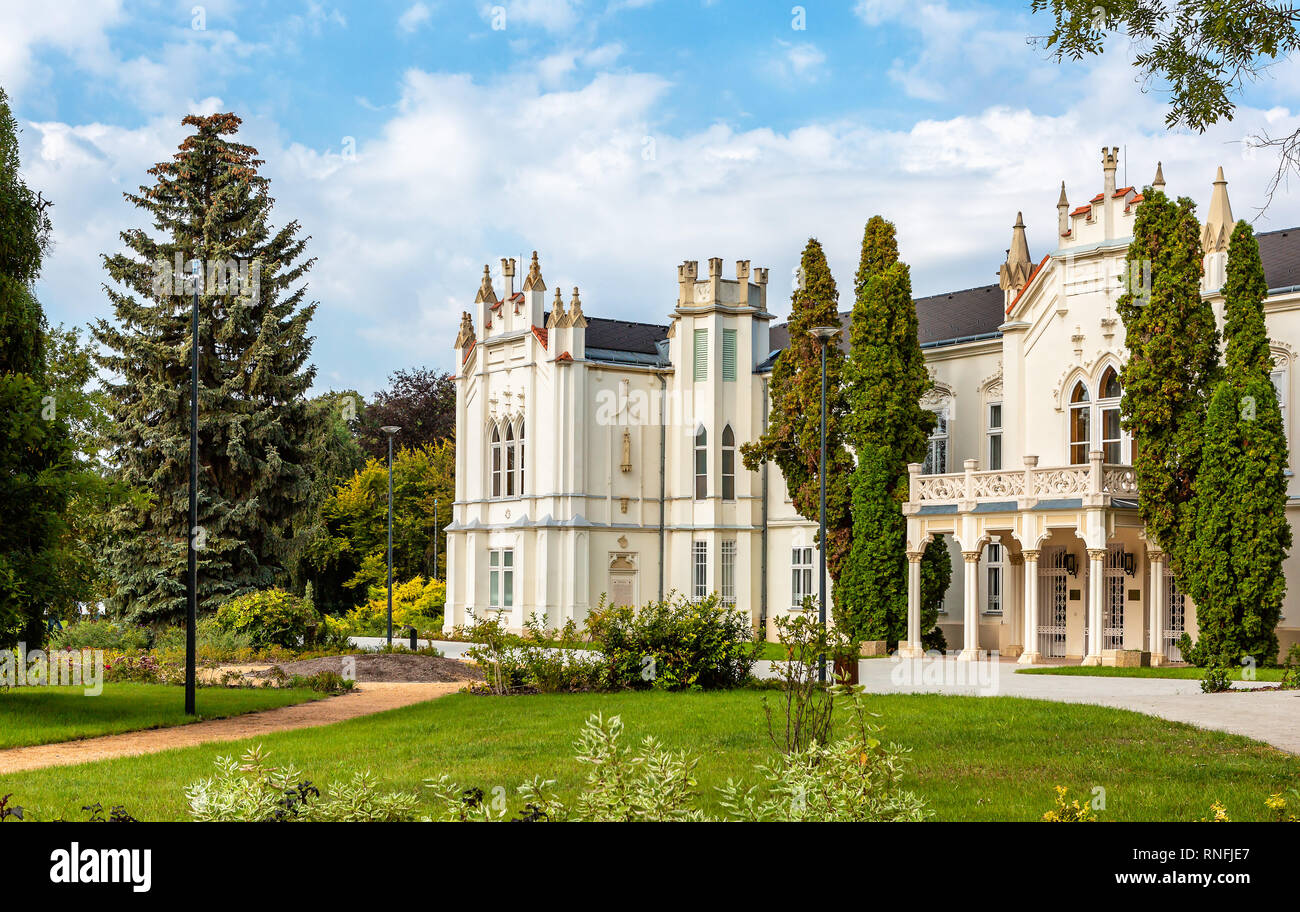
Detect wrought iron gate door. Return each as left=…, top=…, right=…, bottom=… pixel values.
left=1163, top=568, right=1186, bottom=662
left=1103, top=545, right=1126, bottom=651
left=1038, top=547, right=1069, bottom=658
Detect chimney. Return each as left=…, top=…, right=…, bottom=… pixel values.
left=1102, top=146, right=1119, bottom=239
left=1057, top=182, right=1069, bottom=238
left=754, top=266, right=769, bottom=310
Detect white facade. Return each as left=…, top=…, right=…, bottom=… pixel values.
left=444, top=149, right=1300, bottom=664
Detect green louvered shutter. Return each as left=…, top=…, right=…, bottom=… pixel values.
left=722, top=328, right=737, bottom=381
left=693, top=328, right=708, bottom=381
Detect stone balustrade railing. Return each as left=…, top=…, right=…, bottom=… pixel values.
left=907, top=450, right=1136, bottom=508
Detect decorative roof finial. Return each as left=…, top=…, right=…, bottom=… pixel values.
left=454, top=311, right=476, bottom=349
left=474, top=264, right=497, bottom=304
left=523, top=250, right=546, bottom=292
left=999, top=212, right=1033, bottom=292
left=569, top=287, right=588, bottom=328
left=1202, top=165, right=1234, bottom=253
left=547, top=286, right=566, bottom=327
left=1152, top=161, right=1166, bottom=192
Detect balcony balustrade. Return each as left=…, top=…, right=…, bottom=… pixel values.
left=906, top=449, right=1136, bottom=511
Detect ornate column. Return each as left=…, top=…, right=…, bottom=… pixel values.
left=1148, top=549, right=1166, bottom=666
left=1018, top=549, right=1041, bottom=664
left=958, top=550, right=982, bottom=661
left=900, top=550, right=926, bottom=658
left=1082, top=547, right=1106, bottom=665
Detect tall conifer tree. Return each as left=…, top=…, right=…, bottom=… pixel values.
left=742, top=239, right=854, bottom=589
left=1116, top=190, right=1220, bottom=578
left=836, top=216, right=935, bottom=641
left=1184, top=221, right=1290, bottom=664
left=0, top=87, right=73, bottom=647
left=94, top=113, right=318, bottom=624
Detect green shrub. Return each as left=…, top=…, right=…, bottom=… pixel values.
left=185, top=745, right=418, bottom=822
left=285, top=671, right=355, bottom=694
left=342, top=576, right=445, bottom=636
left=1201, top=664, right=1233, bottom=693
left=213, top=589, right=321, bottom=650
left=50, top=620, right=150, bottom=652
left=102, top=652, right=183, bottom=685
left=462, top=612, right=603, bottom=694
left=585, top=592, right=760, bottom=691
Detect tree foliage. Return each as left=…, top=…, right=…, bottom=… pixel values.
left=93, top=112, right=319, bottom=624
left=1184, top=221, right=1291, bottom=665
left=0, top=86, right=73, bottom=648
left=836, top=217, right=935, bottom=641
left=1117, top=189, right=1220, bottom=579
left=742, top=239, right=854, bottom=585
left=305, top=442, right=454, bottom=614
left=357, top=368, right=455, bottom=460
left=920, top=534, right=951, bottom=653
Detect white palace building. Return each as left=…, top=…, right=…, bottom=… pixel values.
left=442, top=149, right=1300, bottom=666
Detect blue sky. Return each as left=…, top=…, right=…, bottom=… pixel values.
left=5, top=0, right=1299, bottom=397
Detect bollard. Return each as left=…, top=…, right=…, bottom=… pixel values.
left=408, top=626, right=418, bottom=651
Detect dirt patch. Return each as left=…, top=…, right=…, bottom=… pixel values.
left=259, top=653, right=484, bottom=684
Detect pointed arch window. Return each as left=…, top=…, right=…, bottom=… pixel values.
left=694, top=426, right=708, bottom=500
left=1099, top=367, right=1123, bottom=463
left=517, top=420, right=525, bottom=495
left=721, top=424, right=736, bottom=501
left=505, top=423, right=517, bottom=496
left=490, top=423, right=503, bottom=497
left=1069, top=382, right=1090, bottom=465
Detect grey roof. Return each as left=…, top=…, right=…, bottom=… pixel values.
left=1260, top=227, right=1300, bottom=291
left=544, top=312, right=669, bottom=355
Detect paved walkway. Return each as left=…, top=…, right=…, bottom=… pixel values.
left=0, top=682, right=460, bottom=774
left=818, top=656, right=1300, bottom=754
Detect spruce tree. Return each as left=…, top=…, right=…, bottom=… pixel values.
left=1116, top=189, right=1220, bottom=579
left=94, top=113, right=318, bottom=625
left=1184, top=221, right=1291, bottom=664
left=742, top=239, right=854, bottom=589
left=837, top=216, right=935, bottom=641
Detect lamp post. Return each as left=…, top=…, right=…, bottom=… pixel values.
left=381, top=426, right=401, bottom=646
left=185, top=258, right=201, bottom=715
left=809, top=325, right=840, bottom=683
left=433, top=498, right=439, bottom=581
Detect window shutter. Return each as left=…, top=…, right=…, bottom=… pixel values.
left=693, top=328, right=708, bottom=381
left=722, top=329, right=737, bottom=381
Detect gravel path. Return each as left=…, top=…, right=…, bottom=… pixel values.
left=0, top=681, right=461, bottom=774
left=261, top=653, right=482, bottom=683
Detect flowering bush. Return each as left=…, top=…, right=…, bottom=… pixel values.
left=102, top=652, right=184, bottom=685
left=1041, top=785, right=1097, bottom=822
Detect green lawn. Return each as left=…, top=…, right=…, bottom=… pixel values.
left=1018, top=665, right=1289, bottom=681
left=0, top=684, right=323, bottom=749
left=2, top=689, right=1295, bottom=821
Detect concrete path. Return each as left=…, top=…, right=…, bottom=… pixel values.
left=830, top=656, right=1300, bottom=755
left=0, top=682, right=460, bottom=774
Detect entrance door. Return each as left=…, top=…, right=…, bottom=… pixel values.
left=1103, top=545, right=1126, bottom=651
left=1038, top=547, right=1069, bottom=658
left=1163, top=568, right=1186, bottom=662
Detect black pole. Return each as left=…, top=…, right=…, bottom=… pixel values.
left=186, top=260, right=199, bottom=715
left=433, top=498, right=439, bottom=581
left=387, top=433, right=394, bottom=647
left=818, top=339, right=828, bottom=683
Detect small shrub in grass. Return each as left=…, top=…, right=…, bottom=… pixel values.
left=1282, top=666, right=1300, bottom=690
left=285, top=671, right=355, bottom=694
left=103, top=652, right=184, bottom=685
left=186, top=745, right=418, bottom=822
left=214, top=588, right=321, bottom=650
left=1201, top=664, right=1233, bottom=693
left=462, top=612, right=604, bottom=694
left=1201, top=801, right=1231, bottom=822
left=1042, top=786, right=1097, bottom=822
left=585, top=592, right=761, bottom=691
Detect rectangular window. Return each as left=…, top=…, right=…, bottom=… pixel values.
left=694, top=428, right=708, bottom=500
left=987, top=402, right=1002, bottom=471
left=488, top=549, right=514, bottom=609
left=692, top=541, right=708, bottom=601
left=1272, top=367, right=1289, bottom=448
left=791, top=546, right=814, bottom=609
left=693, top=328, right=708, bottom=382
left=722, top=328, right=737, bottom=382
left=1070, top=403, right=1090, bottom=465
left=1101, top=406, right=1122, bottom=464
left=985, top=543, right=1003, bottom=615
left=923, top=409, right=948, bottom=475
left=720, top=541, right=736, bottom=608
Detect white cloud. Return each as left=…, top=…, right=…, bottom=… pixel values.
left=0, top=0, right=123, bottom=99
left=768, top=41, right=827, bottom=84
left=398, top=3, right=434, bottom=33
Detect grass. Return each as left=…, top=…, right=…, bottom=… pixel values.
left=0, top=683, right=323, bottom=750
left=1018, top=665, right=1290, bottom=681
left=2, top=689, right=1296, bottom=821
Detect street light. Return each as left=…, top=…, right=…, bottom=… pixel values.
left=185, top=258, right=201, bottom=715
left=809, top=324, right=840, bottom=683
left=381, top=425, right=401, bottom=647
left=433, top=497, right=439, bottom=581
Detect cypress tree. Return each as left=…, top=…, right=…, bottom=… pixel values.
left=920, top=534, right=951, bottom=652
left=1184, top=221, right=1291, bottom=665
left=836, top=216, right=935, bottom=641
left=742, top=239, right=854, bottom=589
left=1116, top=189, right=1220, bottom=579
left=0, top=87, right=73, bottom=648
left=93, top=113, right=318, bottom=625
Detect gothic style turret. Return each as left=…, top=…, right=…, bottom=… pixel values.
left=999, top=212, right=1033, bottom=307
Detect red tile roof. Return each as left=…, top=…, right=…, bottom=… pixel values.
left=556, top=351, right=573, bottom=363
left=1071, top=205, right=1092, bottom=217
left=532, top=325, right=549, bottom=349
left=462, top=340, right=475, bottom=365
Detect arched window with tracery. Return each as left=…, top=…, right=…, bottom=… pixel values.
left=517, top=420, right=525, bottom=495
left=1069, top=381, right=1090, bottom=465
left=490, top=423, right=503, bottom=497
left=1099, top=367, right=1123, bottom=463
left=694, top=426, right=707, bottom=500
left=505, top=423, right=516, bottom=496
